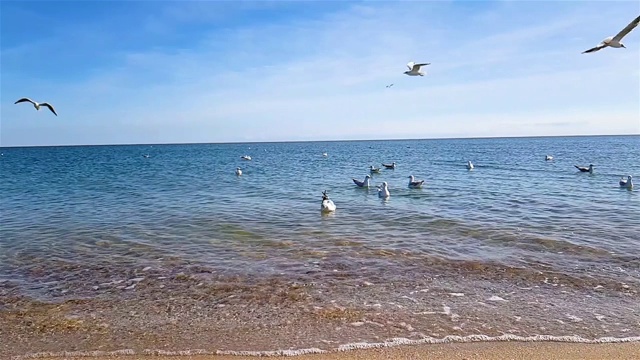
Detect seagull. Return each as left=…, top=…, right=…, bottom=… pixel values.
left=575, top=164, right=594, bottom=173
left=369, top=165, right=381, bottom=174
left=545, top=155, right=554, bottom=161
left=322, top=152, right=328, bottom=157
left=619, top=175, right=633, bottom=189
left=403, top=61, right=431, bottom=76
left=14, top=98, right=57, bottom=116
left=386, top=84, right=394, bottom=88
left=241, top=155, right=252, bottom=161
left=382, top=162, right=396, bottom=169
left=377, top=182, right=390, bottom=198
left=466, top=161, right=474, bottom=170
left=321, top=190, right=336, bottom=212
left=235, top=167, right=242, bottom=176
left=582, top=15, right=640, bottom=54
left=352, top=175, right=371, bottom=188
left=142, top=154, right=150, bottom=158
left=408, top=175, right=425, bottom=189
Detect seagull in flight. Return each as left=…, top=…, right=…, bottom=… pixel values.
left=582, top=15, right=640, bottom=54
left=14, top=98, right=58, bottom=116
left=403, top=61, right=431, bottom=76
left=386, top=83, right=394, bottom=88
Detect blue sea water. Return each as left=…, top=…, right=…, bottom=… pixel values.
left=1, top=135, right=639, bottom=355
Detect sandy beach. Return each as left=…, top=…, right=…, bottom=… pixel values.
left=20, top=342, right=640, bottom=360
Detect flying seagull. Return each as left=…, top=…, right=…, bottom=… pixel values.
left=404, top=61, right=431, bottom=76
left=386, top=83, right=394, bottom=88
left=582, top=15, right=640, bottom=54
left=14, top=98, right=57, bottom=116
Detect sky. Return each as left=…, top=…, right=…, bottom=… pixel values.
left=1, top=0, right=639, bottom=147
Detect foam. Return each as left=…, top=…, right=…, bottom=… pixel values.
left=12, top=334, right=640, bottom=359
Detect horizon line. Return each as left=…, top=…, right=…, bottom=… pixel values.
left=1, top=133, right=638, bottom=149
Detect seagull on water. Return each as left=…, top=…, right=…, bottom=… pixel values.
left=235, top=167, right=242, bottom=176
left=382, top=162, right=396, bottom=169
left=14, top=98, right=57, bottom=116
left=377, top=182, right=390, bottom=198
left=408, top=175, right=425, bottom=189
left=369, top=165, right=381, bottom=174
left=321, top=190, right=336, bottom=212
left=241, top=155, right=252, bottom=161
left=575, top=164, right=594, bottom=173
left=619, top=175, right=633, bottom=189
left=466, top=161, right=474, bottom=170
left=545, top=155, right=554, bottom=161
left=404, top=61, right=431, bottom=76
left=352, top=175, right=371, bottom=188
left=582, top=15, right=640, bottom=54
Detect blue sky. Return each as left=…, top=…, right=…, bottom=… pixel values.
left=1, top=0, right=639, bottom=146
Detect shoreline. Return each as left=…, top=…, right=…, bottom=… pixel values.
left=13, top=341, right=640, bottom=360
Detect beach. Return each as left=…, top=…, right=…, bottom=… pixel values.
left=16, top=342, right=640, bottom=360
left=1, top=138, right=639, bottom=359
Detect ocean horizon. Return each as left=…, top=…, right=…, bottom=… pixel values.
left=1, top=134, right=639, bottom=357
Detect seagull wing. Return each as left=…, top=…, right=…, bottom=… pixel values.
left=406, top=61, right=415, bottom=70
left=40, top=103, right=58, bottom=116
left=14, top=97, right=35, bottom=105
left=613, top=15, right=640, bottom=42
left=412, top=63, right=430, bottom=71
left=581, top=44, right=606, bottom=54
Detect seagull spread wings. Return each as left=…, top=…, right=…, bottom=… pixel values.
left=613, top=15, right=640, bottom=42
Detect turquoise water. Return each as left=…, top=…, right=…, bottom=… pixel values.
left=1, top=135, right=639, bottom=355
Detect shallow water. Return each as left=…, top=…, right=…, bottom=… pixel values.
left=1, top=135, right=639, bottom=357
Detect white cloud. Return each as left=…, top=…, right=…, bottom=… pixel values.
left=1, top=1, right=639, bottom=146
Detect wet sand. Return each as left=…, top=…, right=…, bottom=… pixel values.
left=22, top=342, right=640, bottom=360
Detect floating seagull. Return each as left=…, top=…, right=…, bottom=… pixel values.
left=352, top=175, right=371, bottom=188
left=582, top=15, right=640, bottom=54
left=322, top=152, right=328, bottom=157
left=14, top=98, right=57, bottom=116
left=545, top=155, right=554, bottom=161
left=386, top=84, right=394, bottom=88
left=369, top=165, right=381, bottom=174
left=466, top=161, right=474, bottom=170
left=619, top=175, right=633, bottom=189
left=382, top=162, right=396, bottom=169
left=575, top=164, right=594, bottom=173
left=235, top=167, right=242, bottom=176
left=408, top=175, right=425, bottom=189
left=321, top=190, right=336, bottom=212
left=377, top=182, right=390, bottom=198
left=404, top=61, right=431, bottom=76
left=142, top=154, right=150, bottom=158
left=241, top=155, right=252, bottom=161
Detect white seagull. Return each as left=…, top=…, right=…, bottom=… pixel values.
left=619, top=175, right=633, bottom=189
left=14, top=98, right=57, bottom=116
left=545, top=155, right=554, bottom=161
left=377, top=182, right=390, bottom=198
left=369, top=165, right=381, bottom=174
left=582, top=15, right=640, bottom=54
left=241, top=155, right=252, bottom=161
left=321, top=190, right=336, bottom=212
left=235, top=167, right=242, bottom=176
left=408, top=175, right=425, bottom=189
left=352, top=175, right=371, bottom=188
left=466, top=161, right=474, bottom=170
left=404, top=61, right=431, bottom=76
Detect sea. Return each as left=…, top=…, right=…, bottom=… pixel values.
left=1, top=135, right=639, bottom=358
